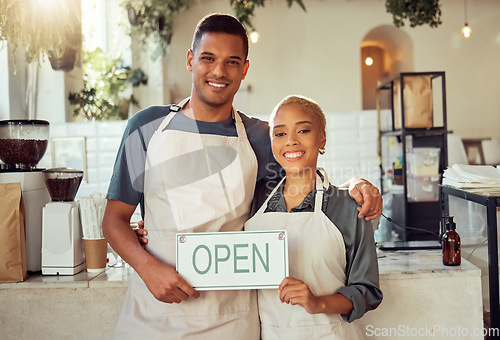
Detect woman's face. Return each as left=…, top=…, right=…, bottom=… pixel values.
left=271, top=104, right=326, bottom=178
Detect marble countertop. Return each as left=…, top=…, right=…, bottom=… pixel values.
left=0, top=249, right=480, bottom=289
left=0, top=259, right=133, bottom=289
left=376, top=249, right=480, bottom=279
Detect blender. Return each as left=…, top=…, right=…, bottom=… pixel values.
left=41, top=168, right=85, bottom=275
left=0, top=120, right=51, bottom=272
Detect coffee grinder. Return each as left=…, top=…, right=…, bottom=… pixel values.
left=0, top=120, right=51, bottom=272
left=41, top=168, right=85, bottom=275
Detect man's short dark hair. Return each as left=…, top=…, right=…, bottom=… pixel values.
left=192, top=13, right=249, bottom=59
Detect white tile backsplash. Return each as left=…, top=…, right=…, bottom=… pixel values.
left=40, top=120, right=128, bottom=200
left=322, top=110, right=381, bottom=188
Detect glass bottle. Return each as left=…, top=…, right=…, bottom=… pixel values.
left=442, top=216, right=461, bottom=266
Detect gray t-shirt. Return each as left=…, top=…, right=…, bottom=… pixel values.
left=251, top=177, right=383, bottom=322
left=107, top=104, right=282, bottom=217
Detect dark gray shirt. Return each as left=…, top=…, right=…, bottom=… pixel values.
left=252, top=178, right=383, bottom=322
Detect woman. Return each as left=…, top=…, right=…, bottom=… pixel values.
left=245, top=95, right=382, bottom=339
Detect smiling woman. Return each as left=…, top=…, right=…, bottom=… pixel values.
left=245, top=94, right=382, bottom=339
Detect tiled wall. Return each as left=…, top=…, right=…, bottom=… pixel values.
left=318, top=110, right=386, bottom=188
left=38, top=120, right=128, bottom=200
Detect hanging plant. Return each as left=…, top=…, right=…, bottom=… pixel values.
left=385, top=0, right=442, bottom=28
left=230, top=0, right=306, bottom=31
left=122, top=0, right=194, bottom=60
left=68, top=48, right=148, bottom=121
left=0, top=0, right=82, bottom=67
left=121, top=0, right=306, bottom=60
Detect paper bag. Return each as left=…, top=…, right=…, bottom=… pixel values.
left=0, top=182, right=28, bottom=283
left=393, top=75, right=433, bottom=129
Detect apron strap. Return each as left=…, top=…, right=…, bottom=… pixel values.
left=314, top=168, right=329, bottom=213
left=256, top=168, right=329, bottom=215
left=255, top=176, right=287, bottom=215
left=160, top=98, right=248, bottom=143
left=232, top=108, right=249, bottom=142
left=157, top=97, right=190, bottom=131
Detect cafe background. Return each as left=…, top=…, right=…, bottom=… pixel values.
left=1, top=0, right=499, bottom=339
left=2, top=0, right=499, bottom=196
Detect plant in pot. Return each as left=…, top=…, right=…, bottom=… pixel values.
left=68, top=48, right=148, bottom=121
left=123, top=0, right=194, bottom=60
left=385, top=0, right=442, bottom=28
left=0, top=0, right=82, bottom=70
left=122, top=0, right=306, bottom=57
left=230, top=0, right=306, bottom=30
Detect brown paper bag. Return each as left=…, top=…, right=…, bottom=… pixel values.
left=393, top=75, right=433, bottom=129
left=0, top=182, right=28, bottom=283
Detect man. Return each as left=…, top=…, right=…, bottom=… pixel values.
left=103, top=13, right=381, bottom=339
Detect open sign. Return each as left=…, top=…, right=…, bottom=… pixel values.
left=176, top=230, right=288, bottom=290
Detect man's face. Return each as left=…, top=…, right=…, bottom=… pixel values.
left=187, top=32, right=249, bottom=109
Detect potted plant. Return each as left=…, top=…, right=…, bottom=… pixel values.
left=230, top=0, right=306, bottom=30
left=68, top=48, right=148, bottom=121
left=0, top=0, right=82, bottom=69
left=122, top=0, right=194, bottom=60
left=385, top=0, right=442, bottom=28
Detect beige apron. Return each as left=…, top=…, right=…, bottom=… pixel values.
left=114, top=99, right=260, bottom=339
left=244, top=169, right=364, bottom=340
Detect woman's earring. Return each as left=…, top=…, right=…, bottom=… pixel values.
left=319, top=147, right=326, bottom=155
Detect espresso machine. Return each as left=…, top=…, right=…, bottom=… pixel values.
left=0, top=120, right=51, bottom=272
left=41, top=168, right=85, bottom=275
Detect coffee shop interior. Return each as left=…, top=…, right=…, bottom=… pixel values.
left=1, top=0, right=500, bottom=339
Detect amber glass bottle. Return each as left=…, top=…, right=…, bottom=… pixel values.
left=442, top=216, right=461, bottom=266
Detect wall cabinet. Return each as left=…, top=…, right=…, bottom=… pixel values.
left=377, top=72, right=448, bottom=241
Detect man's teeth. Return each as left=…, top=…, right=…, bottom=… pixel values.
left=285, top=152, right=304, bottom=159
left=209, top=82, right=226, bottom=88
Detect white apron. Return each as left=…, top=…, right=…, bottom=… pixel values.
left=244, top=169, right=364, bottom=340
left=114, top=99, right=260, bottom=339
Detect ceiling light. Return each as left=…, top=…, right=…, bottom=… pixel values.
left=462, top=0, right=472, bottom=39
left=462, top=24, right=471, bottom=38
left=250, top=31, right=259, bottom=44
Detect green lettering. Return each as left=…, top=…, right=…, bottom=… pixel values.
left=215, top=244, right=230, bottom=274
left=252, top=243, right=269, bottom=272
left=234, top=244, right=249, bottom=273
left=193, top=245, right=211, bottom=275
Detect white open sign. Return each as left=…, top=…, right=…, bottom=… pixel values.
left=176, top=230, right=288, bottom=290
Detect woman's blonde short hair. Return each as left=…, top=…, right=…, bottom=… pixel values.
left=269, top=95, right=327, bottom=136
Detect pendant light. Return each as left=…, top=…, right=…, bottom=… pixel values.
left=250, top=31, right=259, bottom=44
left=461, top=0, right=471, bottom=39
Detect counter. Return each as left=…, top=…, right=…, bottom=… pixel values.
left=0, top=250, right=484, bottom=339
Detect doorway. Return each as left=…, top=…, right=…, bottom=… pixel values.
left=360, top=25, right=414, bottom=110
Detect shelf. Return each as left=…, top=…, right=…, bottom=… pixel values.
left=377, top=71, right=447, bottom=242
left=377, top=71, right=446, bottom=90
left=381, top=127, right=446, bottom=137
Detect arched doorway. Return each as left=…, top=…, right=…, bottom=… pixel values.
left=361, top=25, right=414, bottom=110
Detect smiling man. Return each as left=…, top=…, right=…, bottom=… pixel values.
left=103, top=13, right=381, bottom=339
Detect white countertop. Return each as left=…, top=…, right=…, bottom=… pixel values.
left=0, top=249, right=480, bottom=289
left=376, top=249, right=480, bottom=279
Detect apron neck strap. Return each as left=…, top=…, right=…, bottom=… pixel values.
left=232, top=108, right=248, bottom=141
left=256, top=168, right=329, bottom=215
left=314, top=168, right=329, bottom=213
left=166, top=98, right=248, bottom=141
left=255, top=176, right=286, bottom=215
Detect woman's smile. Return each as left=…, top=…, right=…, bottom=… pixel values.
left=283, top=151, right=305, bottom=162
